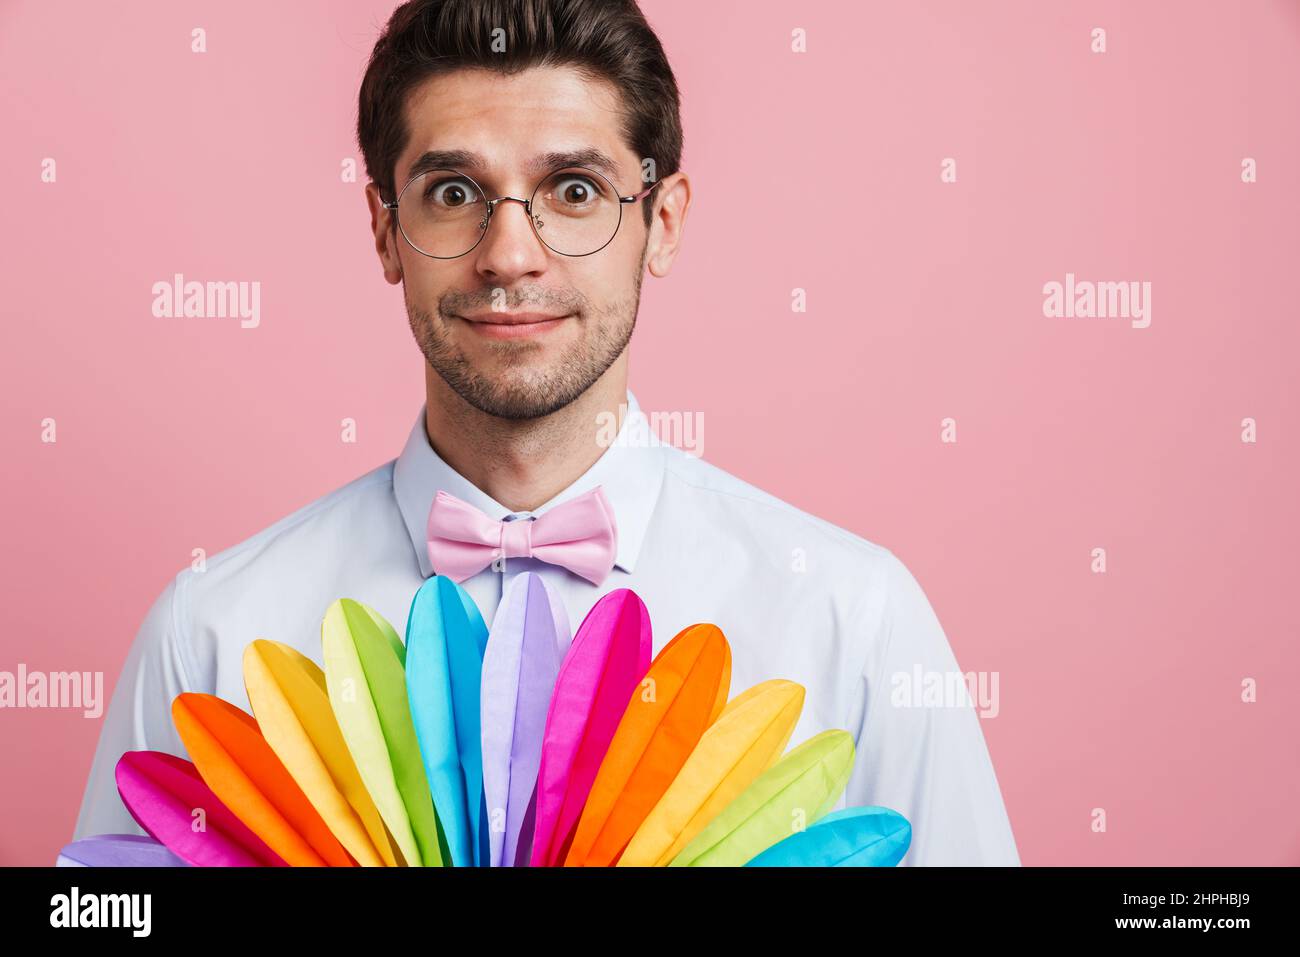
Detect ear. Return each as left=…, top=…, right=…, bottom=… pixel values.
left=365, top=182, right=404, bottom=284
left=644, top=171, right=691, bottom=279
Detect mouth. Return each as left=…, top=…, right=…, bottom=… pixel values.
left=454, top=312, right=573, bottom=340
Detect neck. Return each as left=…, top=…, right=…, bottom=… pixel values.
left=421, top=362, right=629, bottom=513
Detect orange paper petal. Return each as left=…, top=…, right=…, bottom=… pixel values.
left=565, top=623, right=731, bottom=866
left=172, top=693, right=355, bottom=866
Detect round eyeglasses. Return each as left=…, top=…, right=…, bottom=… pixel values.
left=382, top=166, right=661, bottom=259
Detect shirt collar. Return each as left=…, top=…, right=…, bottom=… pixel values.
left=393, top=388, right=666, bottom=579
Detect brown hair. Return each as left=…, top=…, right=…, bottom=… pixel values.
left=356, top=0, right=682, bottom=227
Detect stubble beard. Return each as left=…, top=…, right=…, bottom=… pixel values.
left=404, top=254, right=646, bottom=421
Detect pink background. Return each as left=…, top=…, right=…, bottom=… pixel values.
left=2, top=0, right=1297, bottom=866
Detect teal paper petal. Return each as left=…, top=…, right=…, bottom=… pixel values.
left=405, top=575, right=490, bottom=866
left=744, top=806, right=911, bottom=867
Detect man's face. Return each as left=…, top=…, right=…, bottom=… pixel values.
left=382, top=66, right=654, bottom=420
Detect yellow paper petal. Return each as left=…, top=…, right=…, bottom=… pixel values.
left=321, top=601, right=423, bottom=866
left=669, top=729, right=855, bottom=867
left=618, top=679, right=805, bottom=866
left=244, top=639, right=397, bottom=866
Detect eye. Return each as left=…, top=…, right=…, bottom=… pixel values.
left=424, top=176, right=481, bottom=209
left=548, top=173, right=606, bottom=208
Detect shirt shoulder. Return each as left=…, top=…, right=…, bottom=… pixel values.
left=655, top=445, right=921, bottom=631
left=167, top=461, right=409, bottom=685
left=659, top=444, right=899, bottom=569
left=192, top=461, right=399, bottom=581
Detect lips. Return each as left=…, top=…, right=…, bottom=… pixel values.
left=458, top=312, right=570, bottom=325
left=456, top=312, right=572, bottom=340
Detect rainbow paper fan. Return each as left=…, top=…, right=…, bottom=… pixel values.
left=61, top=574, right=911, bottom=868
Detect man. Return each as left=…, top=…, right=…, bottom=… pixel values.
left=74, top=0, right=1020, bottom=866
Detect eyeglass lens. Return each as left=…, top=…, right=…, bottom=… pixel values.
left=394, top=168, right=625, bottom=257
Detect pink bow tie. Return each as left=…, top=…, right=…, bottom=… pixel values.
left=426, top=486, right=619, bottom=586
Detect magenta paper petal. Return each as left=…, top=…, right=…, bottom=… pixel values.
left=56, top=834, right=188, bottom=867
left=481, top=572, right=570, bottom=867
left=530, top=588, right=652, bottom=866
left=114, top=750, right=286, bottom=867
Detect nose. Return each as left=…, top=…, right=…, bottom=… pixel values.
left=471, top=196, right=548, bottom=281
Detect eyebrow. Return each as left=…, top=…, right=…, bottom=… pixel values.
left=405, top=147, right=626, bottom=188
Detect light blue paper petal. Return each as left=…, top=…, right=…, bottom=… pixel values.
left=744, top=806, right=911, bottom=867
left=405, top=575, right=490, bottom=867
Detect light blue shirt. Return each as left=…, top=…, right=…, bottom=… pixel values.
left=73, top=389, right=1020, bottom=865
